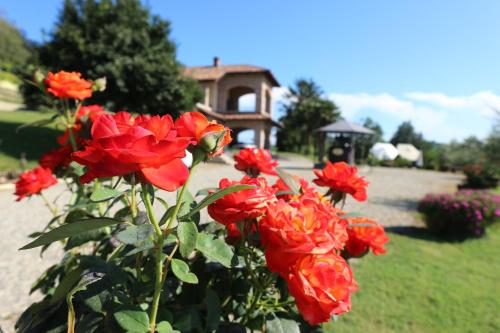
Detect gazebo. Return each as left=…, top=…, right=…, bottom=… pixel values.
left=316, top=119, right=375, bottom=165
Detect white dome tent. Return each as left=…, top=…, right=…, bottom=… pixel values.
left=369, top=142, right=399, bottom=161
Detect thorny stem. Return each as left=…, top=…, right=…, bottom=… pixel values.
left=130, top=183, right=138, bottom=219
left=39, top=192, right=58, bottom=217
left=142, top=161, right=198, bottom=333
left=141, top=183, right=164, bottom=333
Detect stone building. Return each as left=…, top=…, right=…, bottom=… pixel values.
left=183, top=57, right=281, bottom=149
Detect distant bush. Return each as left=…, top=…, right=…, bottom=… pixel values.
left=418, top=190, right=500, bottom=240
left=462, top=164, right=499, bottom=189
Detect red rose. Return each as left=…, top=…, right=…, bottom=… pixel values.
left=45, top=71, right=93, bottom=100
left=260, top=194, right=348, bottom=273
left=77, top=104, right=106, bottom=122
left=234, top=148, right=278, bottom=176
left=272, top=176, right=313, bottom=201
left=344, top=217, right=389, bottom=257
left=15, top=167, right=58, bottom=201
left=285, top=254, right=357, bottom=325
left=313, top=161, right=368, bottom=202
left=72, top=112, right=191, bottom=191
left=207, top=176, right=276, bottom=236
left=39, top=145, right=73, bottom=170
left=175, top=112, right=232, bottom=157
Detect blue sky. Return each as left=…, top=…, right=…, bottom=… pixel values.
left=1, top=0, right=499, bottom=142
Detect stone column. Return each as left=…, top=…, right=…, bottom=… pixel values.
left=254, top=127, right=265, bottom=148
left=264, top=128, right=271, bottom=149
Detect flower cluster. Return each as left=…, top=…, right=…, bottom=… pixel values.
left=418, top=190, right=500, bottom=239
left=207, top=152, right=388, bottom=325
left=15, top=70, right=389, bottom=331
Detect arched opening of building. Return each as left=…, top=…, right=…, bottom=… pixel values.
left=226, top=86, right=256, bottom=112
left=230, top=128, right=256, bottom=148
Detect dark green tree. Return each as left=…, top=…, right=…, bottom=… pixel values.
left=484, top=109, right=500, bottom=166
left=0, top=17, right=30, bottom=72
left=22, top=0, right=202, bottom=116
left=390, top=121, right=424, bottom=149
left=355, top=117, right=383, bottom=162
left=277, top=79, right=340, bottom=154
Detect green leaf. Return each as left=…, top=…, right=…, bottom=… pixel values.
left=177, top=221, right=198, bottom=258
left=116, top=224, right=153, bottom=245
left=178, top=190, right=199, bottom=223
left=125, top=240, right=155, bottom=256
left=276, top=169, right=300, bottom=194
left=66, top=272, right=105, bottom=317
left=90, top=187, right=123, bottom=202
left=114, top=307, right=149, bottom=333
left=195, top=187, right=217, bottom=197
left=159, top=206, right=176, bottom=226
left=20, top=218, right=124, bottom=250
left=70, top=161, right=85, bottom=177
left=266, top=316, right=300, bottom=333
left=50, top=268, right=83, bottom=305
left=16, top=114, right=58, bottom=132
left=171, top=259, right=198, bottom=284
left=205, top=289, right=221, bottom=332
left=196, top=233, right=234, bottom=268
left=182, top=185, right=255, bottom=219
left=157, top=321, right=180, bottom=333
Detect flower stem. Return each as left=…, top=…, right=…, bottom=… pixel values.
left=164, top=163, right=198, bottom=234
left=141, top=183, right=163, bottom=333
left=142, top=162, right=199, bottom=332
left=40, top=192, right=58, bottom=217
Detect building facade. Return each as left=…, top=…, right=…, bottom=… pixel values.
left=183, top=57, right=281, bottom=149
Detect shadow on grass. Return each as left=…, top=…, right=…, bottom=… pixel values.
left=385, top=226, right=443, bottom=242
left=0, top=120, right=62, bottom=164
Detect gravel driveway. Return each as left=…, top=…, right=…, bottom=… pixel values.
left=0, top=156, right=463, bottom=332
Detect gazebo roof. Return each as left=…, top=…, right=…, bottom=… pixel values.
left=316, top=119, right=375, bottom=135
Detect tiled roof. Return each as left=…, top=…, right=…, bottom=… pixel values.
left=183, top=64, right=280, bottom=86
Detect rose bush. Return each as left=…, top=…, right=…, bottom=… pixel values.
left=14, top=70, right=388, bottom=333
left=418, top=190, right=500, bottom=240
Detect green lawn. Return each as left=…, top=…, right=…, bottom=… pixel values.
left=324, top=224, right=500, bottom=333
left=0, top=110, right=63, bottom=171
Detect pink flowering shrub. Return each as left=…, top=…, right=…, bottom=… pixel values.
left=418, top=190, right=500, bottom=239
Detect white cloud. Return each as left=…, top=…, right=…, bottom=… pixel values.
left=405, top=91, right=500, bottom=117
left=270, top=88, right=498, bottom=142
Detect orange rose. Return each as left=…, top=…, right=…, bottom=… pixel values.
left=260, top=194, right=348, bottom=273
left=234, top=148, right=278, bottom=176
left=175, top=112, right=232, bottom=157
left=45, top=71, right=93, bottom=100
left=313, top=161, right=368, bottom=202
left=344, top=217, right=389, bottom=257
left=208, top=176, right=276, bottom=242
left=285, top=254, right=357, bottom=325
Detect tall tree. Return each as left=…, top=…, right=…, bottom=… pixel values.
left=22, top=0, right=202, bottom=116
left=390, top=121, right=424, bottom=149
left=355, top=117, right=383, bottom=162
left=277, top=79, right=340, bottom=154
left=484, top=108, right=500, bottom=166
left=0, top=16, right=30, bottom=72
